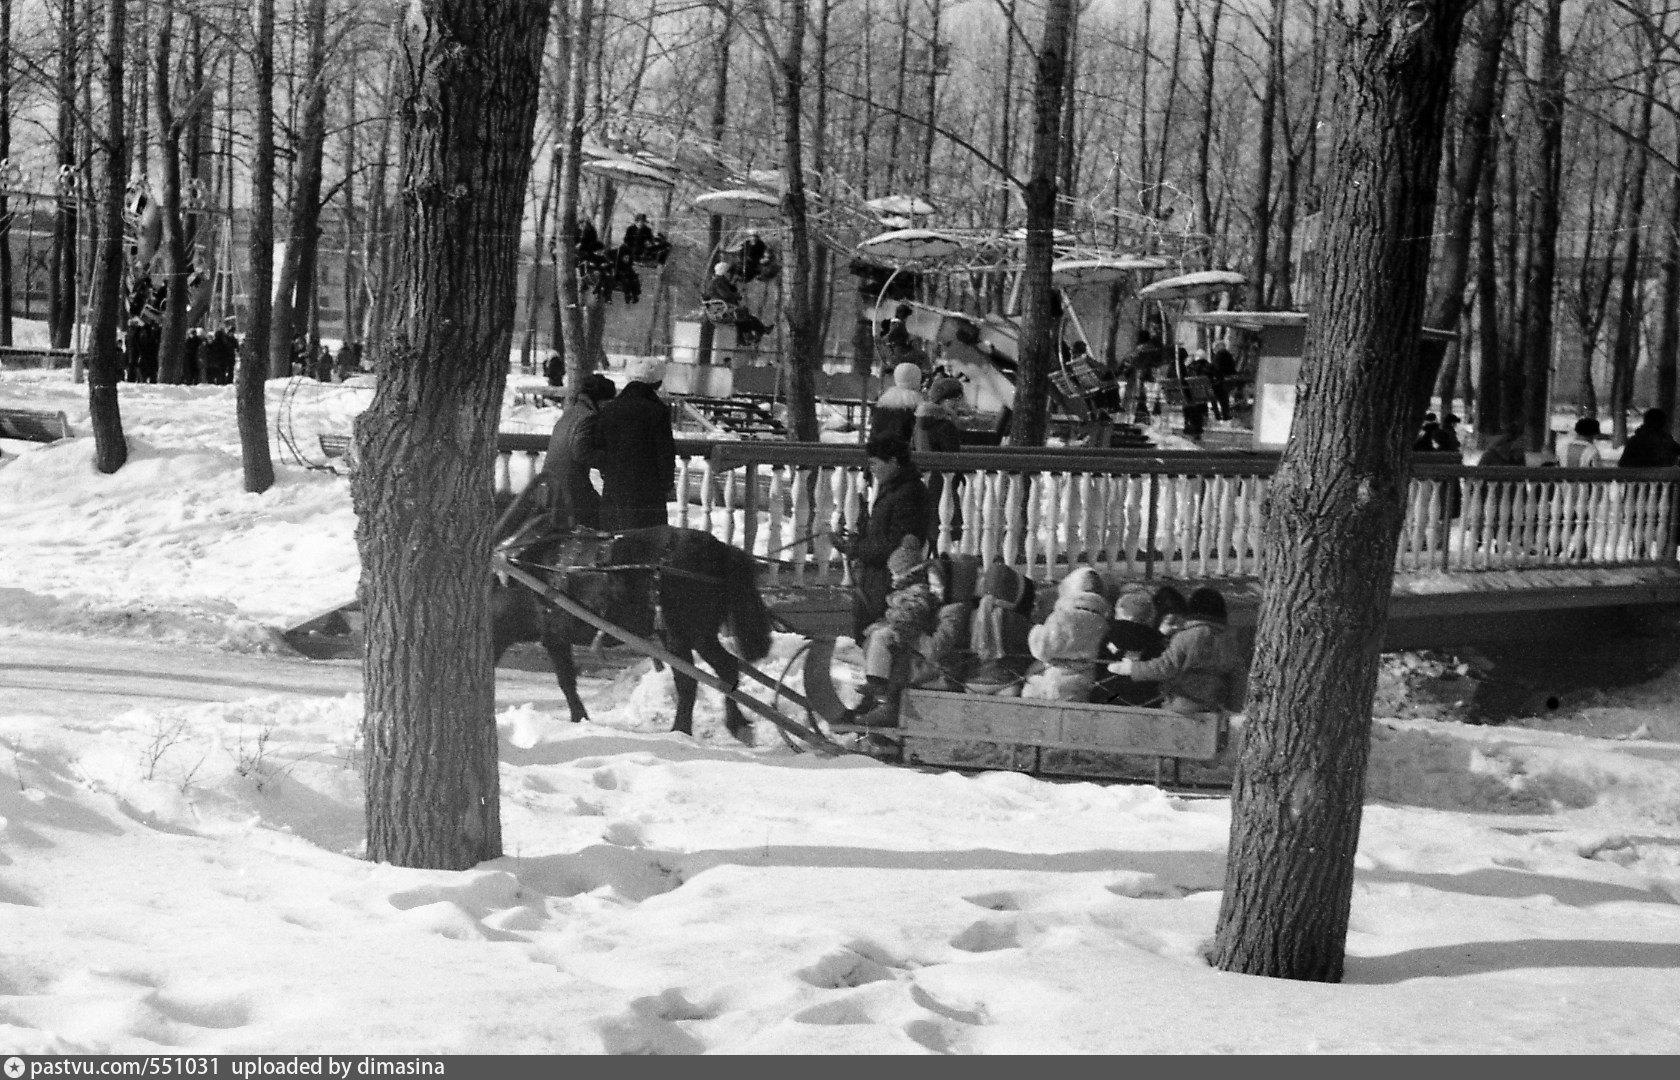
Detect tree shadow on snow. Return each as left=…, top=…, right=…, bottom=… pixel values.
left=1349, top=937, right=1680, bottom=984
left=1360, top=864, right=1672, bottom=909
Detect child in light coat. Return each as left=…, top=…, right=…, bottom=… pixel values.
left=1022, top=566, right=1110, bottom=701
left=842, top=538, right=937, bottom=726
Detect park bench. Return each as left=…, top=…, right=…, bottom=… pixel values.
left=0, top=407, right=74, bottom=443
left=871, top=688, right=1229, bottom=786
left=0, top=345, right=76, bottom=371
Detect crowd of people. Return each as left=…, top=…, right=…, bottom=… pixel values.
left=830, top=430, right=1246, bottom=728
left=120, top=318, right=242, bottom=385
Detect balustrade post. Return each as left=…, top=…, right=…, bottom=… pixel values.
left=1144, top=472, right=1158, bottom=580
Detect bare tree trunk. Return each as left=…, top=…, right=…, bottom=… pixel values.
left=556, top=0, right=592, bottom=390
left=522, top=156, right=557, bottom=376
left=1656, top=163, right=1680, bottom=419
left=269, top=0, right=328, bottom=377
left=353, top=0, right=549, bottom=871
left=155, top=0, right=191, bottom=384
left=695, top=2, right=730, bottom=367
left=1608, top=49, right=1656, bottom=443
left=922, top=0, right=941, bottom=194
left=1192, top=0, right=1224, bottom=266
left=1249, top=0, right=1285, bottom=306
left=1425, top=0, right=1511, bottom=391
left=87, top=0, right=127, bottom=474
left=1272, top=5, right=1326, bottom=310
left=886, top=0, right=910, bottom=192
left=1474, top=144, right=1502, bottom=437
left=49, top=0, right=77, bottom=349
left=1007, top=0, right=1074, bottom=448
left=778, top=0, right=820, bottom=443
left=340, top=69, right=357, bottom=352
left=363, top=52, right=398, bottom=355
left=1, top=0, right=13, bottom=347
left=1520, top=0, right=1563, bottom=452
left=1151, top=0, right=1185, bottom=223
left=1213, top=0, right=1471, bottom=983
left=238, top=0, right=276, bottom=494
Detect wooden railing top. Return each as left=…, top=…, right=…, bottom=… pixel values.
left=498, top=431, right=1680, bottom=484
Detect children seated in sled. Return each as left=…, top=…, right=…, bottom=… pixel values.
left=1104, top=585, right=1243, bottom=716
left=838, top=556, right=1244, bottom=726
left=840, top=539, right=939, bottom=728
left=1021, top=566, right=1110, bottom=701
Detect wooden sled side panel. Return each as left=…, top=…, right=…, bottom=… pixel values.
left=899, top=690, right=1222, bottom=762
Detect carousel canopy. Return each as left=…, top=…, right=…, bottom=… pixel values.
left=866, top=194, right=937, bottom=218
left=581, top=158, right=678, bottom=190
left=1050, top=257, right=1173, bottom=288
left=693, top=189, right=782, bottom=219
left=857, top=228, right=967, bottom=261
left=1136, top=268, right=1248, bottom=302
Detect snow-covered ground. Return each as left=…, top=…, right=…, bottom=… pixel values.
left=3, top=364, right=1680, bottom=1054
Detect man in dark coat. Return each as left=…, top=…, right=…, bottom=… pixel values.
left=622, top=213, right=654, bottom=262
left=839, top=434, right=932, bottom=642
left=597, top=357, right=677, bottom=530
left=1618, top=408, right=1680, bottom=469
left=540, top=373, right=617, bottom=530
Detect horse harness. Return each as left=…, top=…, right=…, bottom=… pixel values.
left=501, top=526, right=722, bottom=639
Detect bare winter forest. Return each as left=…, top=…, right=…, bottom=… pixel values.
left=2, top=0, right=1676, bottom=445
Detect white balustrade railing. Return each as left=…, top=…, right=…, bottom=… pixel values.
left=496, top=435, right=1680, bottom=587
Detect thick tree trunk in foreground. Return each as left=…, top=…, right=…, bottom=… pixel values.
left=352, top=0, right=548, bottom=870
left=1213, top=0, right=1470, bottom=983
left=238, top=0, right=276, bottom=493
left=87, top=0, right=127, bottom=474
left=1008, top=0, right=1074, bottom=448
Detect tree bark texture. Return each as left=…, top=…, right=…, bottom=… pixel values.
left=269, top=0, right=328, bottom=377
left=1008, top=0, right=1074, bottom=448
left=1424, top=0, right=1510, bottom=386
left=556, top=0, right=591, bottom=390
left=1609, top=53, right=1656, bottom=443
left=1212, top=0, right=1470, bottom=984
left=238, top=0, right=276, bottom=494
left=87, top=0, right=127, bottom=474
left=49, top=0, right=77, bottom=350
left=0, top=0, right=13, bottom=347
left=779, top=0, right=820, bottom=443
left=352, top=0, right=548, bottom=870
left=1656, top=166, right=1680, bottom=419
left=155, top=0, right=191, bottom=384
left=1473, top=148, right=1501, bottom=437
left=1249, top=0, right=1284, bottom=306
left=1521, top=0, right=1563, bottom=450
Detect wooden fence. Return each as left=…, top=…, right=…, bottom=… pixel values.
left=496, top=434, right=1680, bottom=587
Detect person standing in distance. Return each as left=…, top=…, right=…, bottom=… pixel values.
left=597, top=357, right=677, bottom=531
left=539, top=372, right=617, bottom=530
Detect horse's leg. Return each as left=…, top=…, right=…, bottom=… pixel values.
left=543, top=619, right=590, bottom=724
left=666, top=639, right=698, bottom=737
left=693, top=635, right=754, bottom=746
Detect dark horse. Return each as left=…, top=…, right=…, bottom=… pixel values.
left=492, top=521, right=773, bottom=744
